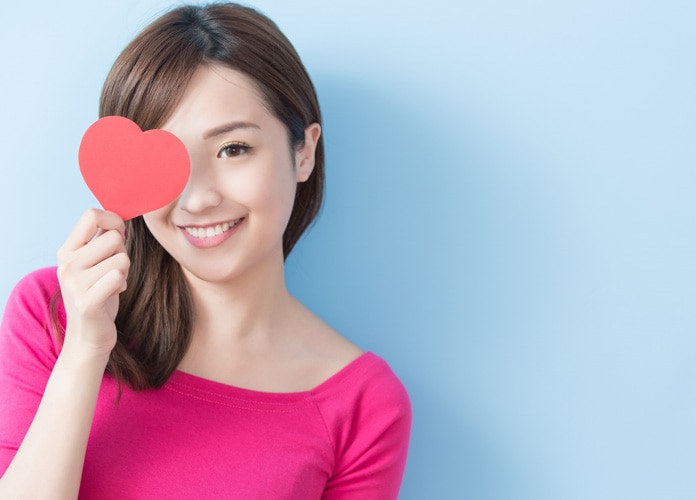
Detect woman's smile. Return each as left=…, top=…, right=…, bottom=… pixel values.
left=179, top=217, right=245, bottom=249
left=142, top=64, right=309, bottom=283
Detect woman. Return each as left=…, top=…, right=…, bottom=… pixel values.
left=0, top=4, right=411, bottom=498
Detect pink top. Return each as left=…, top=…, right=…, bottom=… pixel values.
left=0, top=268, right=411, bottom=499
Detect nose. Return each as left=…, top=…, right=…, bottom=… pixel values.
left=176, top=160, right=222, bottom=213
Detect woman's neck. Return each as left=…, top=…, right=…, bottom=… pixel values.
left=182, top=250, right=294, bottom=353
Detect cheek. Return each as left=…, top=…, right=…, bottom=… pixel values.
left=235, top=161, right=297, bottom=216
left=141, top=213, right=157, bottom=233
left=141, top=205, right=173, bottom=238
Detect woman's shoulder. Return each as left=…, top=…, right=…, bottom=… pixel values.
left=4, top=266, right=60, bottom=316
left=281, top=300, right=363, bottom=387
left=312, top=351, right=411, bottom=410
left=9, top=266, right=59, bottom=294
left=309, top=351, right=412, bottom=485
left=0, top=266, right=63, bottom=373
left=284, top=299, right=410, bottom=413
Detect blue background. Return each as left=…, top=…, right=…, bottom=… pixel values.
left=1, top=1, right=695, bottom=498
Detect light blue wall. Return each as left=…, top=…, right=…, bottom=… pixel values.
left=2, top=1, right=694, bottom=498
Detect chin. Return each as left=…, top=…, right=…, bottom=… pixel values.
left=180, top=263, right=243, bottom=285
left=177, top=247, right=283, bottom=286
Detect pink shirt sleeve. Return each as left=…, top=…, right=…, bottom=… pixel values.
left=0, top=267, right=63, bottom=476
left=316, top=353, right=412, bottom=499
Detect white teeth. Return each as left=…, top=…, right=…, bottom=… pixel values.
left=184, top=219, right=240, bottom=239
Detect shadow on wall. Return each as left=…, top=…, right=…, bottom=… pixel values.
left=286, top=75, right=558, bottom=498
left=404, top=380, right=531, bottom=500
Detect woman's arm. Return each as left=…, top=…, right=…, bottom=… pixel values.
left=0, top=209, right=128, bottom=500
left=0, top=347, right=110, bottom=500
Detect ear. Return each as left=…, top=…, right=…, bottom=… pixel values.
left=295, top=123, right=321, bottom=183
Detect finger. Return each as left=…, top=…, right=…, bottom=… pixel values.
left=85, top=267, right=129, bottom=307
left=71, top=268, right=128, bottom=325
left=59, top=229, right=127, bottom=270
left=59, top=209, right=126, bottom=254
left=77, top=252, right=131, bottom=292
left=63, top=253, right=130, bottom=314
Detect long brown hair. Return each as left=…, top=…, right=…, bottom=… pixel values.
left=76, top=3, right=324, bottom=390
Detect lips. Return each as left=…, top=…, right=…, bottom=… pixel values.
left=179, top=217, right=245, bottom=248
left=182, top=218, right=243, bottom=239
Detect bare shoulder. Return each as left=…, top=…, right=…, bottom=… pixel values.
left=293, top=302, right=364, bottom=364
left=284, top=298, right=364, bottom=387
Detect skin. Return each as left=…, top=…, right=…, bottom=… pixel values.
left=0, top=64, right=361, bottom=497
left=148, top=64, right=362, bottom=391
left=0, top=209, right=128, bottom=499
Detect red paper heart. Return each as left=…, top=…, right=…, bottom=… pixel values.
left=78, top=116, right=190, bottom=221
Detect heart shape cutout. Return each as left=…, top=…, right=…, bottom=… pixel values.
left=78, top=116, right=190, bottom=221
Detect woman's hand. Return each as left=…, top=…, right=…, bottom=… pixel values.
left=56, top=208, right=129, bottom=362
left=0, top=209, right=130, bottom=497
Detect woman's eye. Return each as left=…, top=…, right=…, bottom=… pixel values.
left=218, top=143, right=251, bottom=158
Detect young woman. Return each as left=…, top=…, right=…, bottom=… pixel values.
left=0, top=4, right=411, bottom=498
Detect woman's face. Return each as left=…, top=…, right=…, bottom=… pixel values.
left=142, top=64, right=320, bottom=285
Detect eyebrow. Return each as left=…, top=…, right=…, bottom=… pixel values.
left=202, top=121, right=261, bottom=140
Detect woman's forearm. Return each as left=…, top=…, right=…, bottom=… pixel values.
left=0, top=348, right=108, bottom=500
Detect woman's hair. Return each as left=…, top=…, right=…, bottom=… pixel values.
left=98, top=3, right=324, bottom=390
